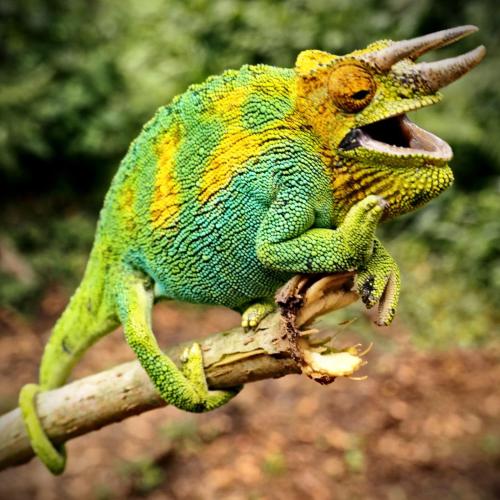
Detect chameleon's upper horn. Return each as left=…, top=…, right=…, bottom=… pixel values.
left=366, top=25, right=480, bottom=71
left=415, top=45, right=486, bottom=92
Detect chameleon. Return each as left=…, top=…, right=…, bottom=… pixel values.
left=18, top=26, right=484, bottom=474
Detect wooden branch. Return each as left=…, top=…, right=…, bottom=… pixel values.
left=0, top=273, right=361, bottom=471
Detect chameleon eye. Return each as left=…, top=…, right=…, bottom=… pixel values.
left=328, top=63, right=376, bottom=113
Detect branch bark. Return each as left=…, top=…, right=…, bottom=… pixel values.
left=0, top=273, right=361, bottom=471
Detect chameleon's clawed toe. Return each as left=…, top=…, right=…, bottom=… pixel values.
left=241, top=302, right=275, bottom=331
left=376, top=270, right=400, bottom=326
left=19, top=384, right=67, bottom=474
left=356, top=241, right=401, bottom=326
left=180, top=342, right=242, bottom=412
left=359, top=275, right=377, bottom=308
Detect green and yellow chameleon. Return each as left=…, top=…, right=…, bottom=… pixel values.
left=19, top=26, right=484, bottom=473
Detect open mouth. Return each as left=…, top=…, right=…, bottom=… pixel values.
left=339, top=114, right=453, bottom=162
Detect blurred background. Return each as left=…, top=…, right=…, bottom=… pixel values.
left=0, top=0, right=499, bottom=498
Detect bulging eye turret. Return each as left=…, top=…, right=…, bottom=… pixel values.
left=328, top=63, right=376, bottom=113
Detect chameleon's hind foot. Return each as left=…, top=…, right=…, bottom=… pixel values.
left=19, top=384, right=66, bottom=474
left=180, top=342, right=242, bottom=412
left=119, top=272, right=241, bottom=414
left=241, top=302, right=275, bottom=330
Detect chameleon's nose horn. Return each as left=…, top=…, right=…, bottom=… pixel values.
left=416, top=45, right=486, bottom=92
left=367, top=25, right=479, bottom=71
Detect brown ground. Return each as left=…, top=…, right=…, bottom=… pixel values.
left=0, top=286, right=499, bottom=500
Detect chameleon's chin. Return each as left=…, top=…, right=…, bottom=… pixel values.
left=338, top=114, right=452, bottom=167
left=331, top=155, right=454, bottom=223
left=382, top=162, right=454, bottom=220
left=333, top=109, right=455, bottom=219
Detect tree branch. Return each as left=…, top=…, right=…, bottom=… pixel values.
left=0, top=273, right=362, bottom=471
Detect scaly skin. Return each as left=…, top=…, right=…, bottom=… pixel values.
left=18, top=28, right=484, bottom=474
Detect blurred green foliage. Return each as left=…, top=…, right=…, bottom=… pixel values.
left=0, top=0, right=499, bottom=345
left=388, top=187, right=500, bottom=347
left=0, top=213, right=95, bottom=308
left=118, top=458, right=165, bottom=494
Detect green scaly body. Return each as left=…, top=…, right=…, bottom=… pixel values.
left=18, top=26, right=485, bottom=474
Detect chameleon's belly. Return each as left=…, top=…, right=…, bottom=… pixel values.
left=140, top=182, right=291, bottom=310
left=147, top=229, right=290, bottom=309
left=154, top=254, right=289, bottom=309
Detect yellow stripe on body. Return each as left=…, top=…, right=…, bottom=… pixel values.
left=198, top=84, right=299, bottom=204
left=118, top=183, right=138, bottom=233
left=150, top=123, right=183, bottom=230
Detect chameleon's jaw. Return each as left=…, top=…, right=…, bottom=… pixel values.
left=339, top=114, right=452, bottom=164
left=332, top=110, right=455, bottom=221
left=334, top=26, right=485, bottom=168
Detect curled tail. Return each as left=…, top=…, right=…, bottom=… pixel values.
left=39, top=249, right=119, bottom=389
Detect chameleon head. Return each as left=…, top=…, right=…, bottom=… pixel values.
left=295, top=26, right=486, bottom=220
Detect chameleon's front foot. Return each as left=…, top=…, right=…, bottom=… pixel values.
left=19, top=384, right=67, bottom=474
left=241, top=301, right=275, bottom=330
left=342, top=195, right=389, bottom=262
left=357, top=240, right=401, bottom=326
left=161, top=342, right=241, bottom=413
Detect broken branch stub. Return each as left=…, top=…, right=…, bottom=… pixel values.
left=276, top=272, right=368, bottom=384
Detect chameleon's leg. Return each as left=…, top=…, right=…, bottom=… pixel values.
left=241, top=300, right=275, bottom=330
left=357, top=239, right=401, bottom=326
left=19, top=271, right=118, bottom=474
left=117, top=269, right=241, bottom=412
left=256, top=195, right=399, bottom=320
left=257, top=195, right=387, bottom=274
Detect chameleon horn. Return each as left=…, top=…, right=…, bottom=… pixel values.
left=415, top=45, right=486, bottom=92
left=367, top=25, right=479, bottom=71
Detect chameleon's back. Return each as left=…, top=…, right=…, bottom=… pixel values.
left=95, top=64, right=324, bottom=309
